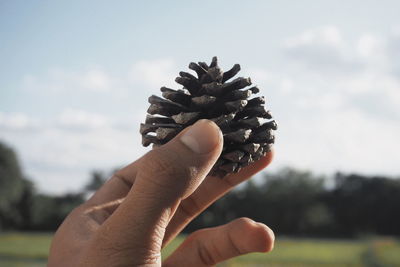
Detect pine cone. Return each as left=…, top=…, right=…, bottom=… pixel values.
left=140, top=57, right=277, bottom=177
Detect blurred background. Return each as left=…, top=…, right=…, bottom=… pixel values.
left=1, top=1, right=400, bottom=266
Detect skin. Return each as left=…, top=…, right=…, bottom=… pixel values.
left=48, top=120, right=275, bottom=267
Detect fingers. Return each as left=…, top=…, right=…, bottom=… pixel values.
left=85, top=172, right=135, bottom=206
left=85, top=120, right=223, bottom=266
left=163, top=151, right=273, bottom=246
left=80, top=161, right=141, bottom=226
left=163, top=218, right=274, bottom=267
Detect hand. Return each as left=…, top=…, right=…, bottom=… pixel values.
left=48, top=120, right=274, bottom=267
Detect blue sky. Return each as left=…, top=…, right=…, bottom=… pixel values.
left=1, top=1, right=400, bottom=194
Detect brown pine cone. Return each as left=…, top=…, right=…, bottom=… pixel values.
left=140, top=57, right=277, bottom=177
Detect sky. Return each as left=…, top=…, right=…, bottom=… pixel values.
left=1, top=0, right=400, bottom=194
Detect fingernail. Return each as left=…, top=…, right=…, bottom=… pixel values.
left=180, top=120, right=222, bottom=154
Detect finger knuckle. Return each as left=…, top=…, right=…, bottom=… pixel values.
left=179, top=195, right=202, bottom=219
left=197, top=239, right=217, bottom=266
left=67, top=205, right=89, bottom=221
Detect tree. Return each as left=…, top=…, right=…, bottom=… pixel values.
left=248, top=168, right=332, bottom=236
left=84, top=170, right=107, bottom=192
left=327, top=173, right=400, bottom=236
left=186, top=168, right=334, bottom=236
left=0, top=141, right=26, bottom=230
left=15, top=178, right=35, bottom=230
left=30, top=193, right=84, bottom=231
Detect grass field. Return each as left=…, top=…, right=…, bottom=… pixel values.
left=0, top=233, right=399, bottom=266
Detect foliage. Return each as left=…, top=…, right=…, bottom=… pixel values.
left=84, top=170, right=107, bottom=192
left=0, top=141, right=85, bottom=231
left=327, top=173, right=400, bottom=237
left=188, top=167, right=400, bottom=238
left=0, top=142, right=30, bottom=230
left=29, top=193, right=84, bottom=231
left=0, top=142, right=24, bottom=205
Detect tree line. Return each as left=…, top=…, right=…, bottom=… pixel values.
left=1, top=141, right=400, bottom=237
left=189, top=168, right=400, bottom=237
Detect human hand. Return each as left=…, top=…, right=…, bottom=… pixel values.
left=48, top=119, right=274, bottom=267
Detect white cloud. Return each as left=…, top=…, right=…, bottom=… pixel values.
left=281, top=26, right=400, bottom=115
left=22, top=68, right=115, bottom=93
left=285, top=25, right=344, bottom=48
left=285, top=25, right=400, bottom=81
left=57, top=109, right=110, bottom=130
left=248, top=26, right=400, bottom=176
left=244, top=68, right=271, bottom=84
left=263, top=66, right=400, bottom=175
left=386, top=31, right=400, bottom=77
left=21, top=58, right=181, bottom=96
left=80, top=69, right=112, bottom=92
left=0, top=109, right=148, bottom=194
left=276, top=106, right=400, bottom=175
left=357, top=34, right=384, bottom=58
left=10, top=58, right=185, bottom=193
left=129, top=58, right=178, bottom=90
left=0, top=112, right=40, bottom=131
left=284, top=26, right=363, bottom=73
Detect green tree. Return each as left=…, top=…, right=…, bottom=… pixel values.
left=84, top=170, right=107, bottom=192
left=258, top=167, right=331, bottom=235
left=188, top=168, right=333, bottom=236
left=328, top=173, right=400, bottom=236
left=0, top=141, right=26, bottom=230
left=30, top=193, right=84, bottom=231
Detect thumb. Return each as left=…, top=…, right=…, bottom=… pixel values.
left=135, top=119, right=223, bottom=203
left=86, top=120, right=223, bottom=266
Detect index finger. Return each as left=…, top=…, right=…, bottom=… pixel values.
left=84, top=160, right=140, bottom=207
